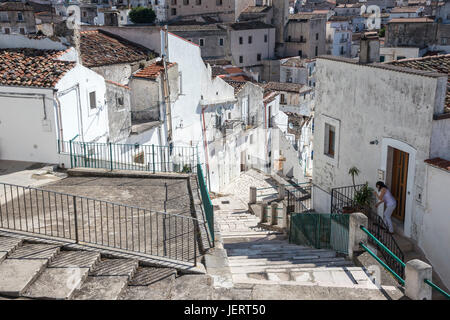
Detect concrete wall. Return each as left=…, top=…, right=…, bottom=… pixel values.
left=171, top=28, right=228, bottom=59
left=230, top=27, right=276, bottom=67
left=284, top=16, right=326, bottom=58
left=0, top=87, right=58, bottom=163
left=106, top=82, right=132, bottom=143
left=0, top=34, right=68, bottom=50
left=379, top=46, right=420, bottom=62
left=430, top=118, right=450, bottom=160
left=312, top=57, right=446, bottom=241
left=421, top=164, right=450, bottom=289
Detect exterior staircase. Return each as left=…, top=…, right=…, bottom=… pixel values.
left=215, top=198, right=382, bottom=290
left=0, top=235, right=177, bottom=300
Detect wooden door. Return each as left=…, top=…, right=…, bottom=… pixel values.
left=391, top=148, right=409, bottom=221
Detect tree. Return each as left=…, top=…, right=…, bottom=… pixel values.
left=129, top=7, right=156, bottom=24
left=348, top=166, right=360, bottom=192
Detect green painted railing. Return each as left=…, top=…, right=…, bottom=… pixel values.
left=61, top=140, right=198, bottom=174
left=197, top=163, right=214, bottom=244
left=359, top=225, right=450, bottom=299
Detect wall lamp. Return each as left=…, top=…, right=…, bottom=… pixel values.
left=370, top=139, right=379, bottom=145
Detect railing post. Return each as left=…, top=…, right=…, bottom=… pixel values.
left=163, top=183, right=168, bottom=257
left=152, top=144, right=155, bottom=173
left=69, top=139, right=73, bottom=169
left=109, top=142, right=113, bottom=171
left=72, top=195, right=79, bottom=244
left=249, top=187, right=257, bottom=205
left=260, top=203, right=267, bottom=223
left=281, top=203, right=288, bottom=229
left=348, top=212, right=368, bottom=259
left=405, top=259, right=432, bottom=300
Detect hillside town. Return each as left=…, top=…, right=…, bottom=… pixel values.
left=0, top=0, right=449, bottom=303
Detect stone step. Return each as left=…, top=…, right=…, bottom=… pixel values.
left=392, top=234, right=414, bottom=253
left=228, top=251, right=337, bottom=264
left=0, top=236, right=23, bottom=263
left=0, top=243, right=61, bottom=297
left=226, top=247, right=336, bottom=257
left=23, top=250, right=101, bottom=300
left=229, top=259, right=354, bottom=274
left=71, top=259, right=139, bottom=300
left=128, top=267, right=178, bottom=286
left=229, top=256, right=345, bottom=268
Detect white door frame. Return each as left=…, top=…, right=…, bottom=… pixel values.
left=380, top=138, right=416, bottom=238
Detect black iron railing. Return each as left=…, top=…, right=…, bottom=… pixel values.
left=286, top=184, right=312, bottom=214
left=331, top=184, right=405, bottom=277
left=0, top=182, right=200, bottom=265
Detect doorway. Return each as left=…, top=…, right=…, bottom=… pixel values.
left=390, top=148, right=409, bottom=222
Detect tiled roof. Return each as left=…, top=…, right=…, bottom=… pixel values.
left=132, top=60, right=176, bottom=80
left=289, top=12, right=327, bottom=20
left=263, top=91, right=279, bottom=104
left=390, top=6, right=423, bottom=13
left=227, top=21, right=275, bottom=30
left=0, top=48, right=75, bottom=88
left=80, top=30, right=152, bottom=68
left=387, top=54, right=450, bottom=113
left=225, top=67, right=244, bottom=74
left=105, top=79, right=130, bottom=90
left=0, top=2, right=33, bottom=11
left=263, top=81, right=305, bottom=93
left=388, top=17, right=434, bottom=23
left=224, top=79, right=247, bottom=95
left=424, top=158, right=450, bottom=172
left=211, top=66, right=227, bottom=77
left=241, top=6, right=271, bottom=14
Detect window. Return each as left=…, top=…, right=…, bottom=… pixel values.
left=239, top=56, right=243, bottom=63
left=316, top=33, right=319, bottom=40
left=324, top=123, right=335, bottom=158
left=315, top=46, right=318, bottom=56
left=17, top=12, right=23, bottom=21
left=239, top=36, right=243, bottom=44
left=300, top=35, right=304, bottom=42
left=0, top=12, right=8, bottom=22
left=4, top=27, right=10, bottom=34
left=219, top=38, right=224, bottom=46
left=298, top=50, right=302, bottom=57
left=89, top=91, right=97, bottom=109
left=19, top=27, right=25, bottom=35
left=171, top=0, right=177, bottom=4
left=264, top=34, right=267, bottom=42
left=171, top=8, right=176, bottom=15
left=340, top=46, right=344, bottom=55
left=216, top=0, right=222, bottom=5
left=280, top=94, right=286, bottom=104
left=199, top=38, right=204, bottom=46
left=83, top=11, right=87, bottom=17
left=117, top=96, right=124, bottom=106
left=183, top=0, right=189, bottom=5
left=257, top=53, right=261, bottom=61
left=155, top=0, right=159, bottom=4
left=196, top=0, right=201, bottom=4
left=248, top=36, right=252, bottom=44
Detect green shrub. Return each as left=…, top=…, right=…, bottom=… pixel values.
left=129, top=7, right=156, bottom=24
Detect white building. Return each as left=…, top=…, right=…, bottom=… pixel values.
left=0, top=47, right=109, bottom=165
left=326, top=16, right=352, bottom=57
left=312, top=52, right=450, bottom=289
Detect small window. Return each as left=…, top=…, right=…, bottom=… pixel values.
left=219, top=38, right=224, bottom=46
left=83, top=11, right=87, bottom=17
left=19, top=28, right=25, bottom=34
left=199, top=38, right=204, bottom=46
left=264, top=34, right=268, bottom=43
left=4, top=27, right=10, bottom=34
left=298, top=50, right=302, bottom=57
left=196, top=0, right=201, bottom=4
left=280, top=94, right=286, bottom=104
left=316, top=33, right=319, bottom=40
left=248, top=36, right=252, bottom=44
left=239, top=56, right=243, bottom=63
left=171, top=8, right=177, bottom=15
left=257, top=53, right=261, bottom=61
left=216, top=0, right=222, bottom=5
left=17, top=12, right=23, bottom=21
left=315, top=46, right=318, bottom=56
left=117, top=96, right=124, bottom=106
left=324, top=123, right=335, bottom=158
left=183, top=0, right=189, bottom=5
left=89, top=91, right=97, bottom=109
left=239, top=36, right=243, bottom=45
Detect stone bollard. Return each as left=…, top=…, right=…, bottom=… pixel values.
left=260, top=203, right=268, bottom=223
left=249, top=187, right=257, bottom=205
left=348, top=212, right=368, bottom=259
left=278, top=184, right=285, bottom=201
left=280, top=203, right=288, bottom=229
left=271, top=202, right=278, bottom=225
left=405, top=259, right=432, bottom=300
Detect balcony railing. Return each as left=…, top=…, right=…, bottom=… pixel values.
left=331, top=184, right=405, bottom=278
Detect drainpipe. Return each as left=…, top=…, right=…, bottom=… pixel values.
left=201, top=106, right=211, bottom=190
left=54, top=91, right=64, bottom=151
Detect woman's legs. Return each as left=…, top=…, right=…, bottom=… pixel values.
left=383, top=205, right=396, bottom=233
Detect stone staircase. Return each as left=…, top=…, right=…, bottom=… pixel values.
left=0, top=235, right=178, bottom=300
left=215, top=198, right=382, bottom=291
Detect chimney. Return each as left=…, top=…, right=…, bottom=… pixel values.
left=359, top=32, right=380, bottom=64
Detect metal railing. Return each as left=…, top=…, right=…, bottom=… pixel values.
left=359, top=226, right=450, bottom=300
left=0, top=182, right=200, bottom=265
left=59, top=140, right=198, bottom=174
left=286, top=184, right=312, bottom=214
left=289, top=213, right=350, bottom=254
left=331, top=184, right=405, bottom=277
left=196, top=163, right=214, bottom=244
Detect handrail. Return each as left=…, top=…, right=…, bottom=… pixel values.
left=360, top=242, right=405, bottom=285
left=360, top=225, right=406, bottom=268
left=424, top=279, right=450, bottom=300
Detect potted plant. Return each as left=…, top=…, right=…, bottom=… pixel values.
left=353, top=182, right=375, bottom=211
left=342, top=166, right=360, bottom=213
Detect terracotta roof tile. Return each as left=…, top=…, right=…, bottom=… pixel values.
left=263, top=81, right=306, bottom=93
left=224, top=79, right=247, bottom=95
left=424, top=158, right=450, bottom=171
left=0, top=48, right=75, bottom=88
left=105, top=79, right=130, bottom=90
left=80, top=30, right=152, bottom=68
left=388, top=17, right=434, bottom=23
left=387, top=54, right=450, bottom=113
left=225, top=67, right=243, bottom=74
left=132, top=60, right=176, bottom=80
